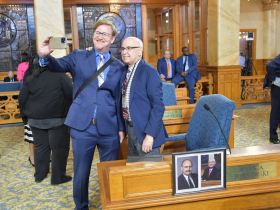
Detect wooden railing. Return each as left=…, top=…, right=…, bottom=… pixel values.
left=0, top=91, right=22, bottom=124
left=194, top=73, right=213, bottom=102
left=241, top=75, right=271, bottom=104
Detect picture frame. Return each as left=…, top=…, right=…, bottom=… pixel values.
left=172, top=148, right=226, bottom=196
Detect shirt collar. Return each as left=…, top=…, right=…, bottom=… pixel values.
left=94, top=47, right=110, bottom=60
left=128, top=59, right=141, bottom=71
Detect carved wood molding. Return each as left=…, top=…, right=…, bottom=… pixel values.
left=241, top=76, right=271, bottom=104
left=0, top=91, right=22, bottom=124
left=262, top=0, right=279, bottom=10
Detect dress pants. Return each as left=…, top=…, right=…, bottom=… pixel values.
left=172, top=74, right=196, bottom=104
left=126, top=121, right=160, bottom=156
left=270, top=84, right=280, bottom=139
left=30, top=124, right=70, bottom=184
left=71, top=123, right=120, bottom=210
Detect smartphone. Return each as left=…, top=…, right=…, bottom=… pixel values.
left=49, top=37, right=67, bottom=49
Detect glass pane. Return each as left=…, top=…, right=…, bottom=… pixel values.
left=183, top=34, right=189, bottom=48
left=194, top=0, right=200, bottom=31
left=147, top=8, right=156, bottom=35
left=162, top=9, right=173, bottom=34
left=195, top=31, right=200, bottom=61
left=162, top=36, right=173, bottom=55
left=184, top=4, right=188, bottom=33
left=194, top=31, right=200, bottom=61
left=148, top=39, right=157, bottom=55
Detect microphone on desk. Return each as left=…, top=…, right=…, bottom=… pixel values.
left=203, top=104, right=231, bottom=155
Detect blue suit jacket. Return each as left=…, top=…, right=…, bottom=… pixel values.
left=119, top=60, right=167, bottom=148
left=175, top=54, right=201, bottom=81
left=157, top=58, right=176, bottom=79
left=46, top=48, right=125, bottom=134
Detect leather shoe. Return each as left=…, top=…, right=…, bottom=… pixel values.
left=51, top=175, right=72, bottom=185
left=269, top=138, right=280, bottom=144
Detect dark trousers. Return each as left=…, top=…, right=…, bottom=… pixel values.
left=126, top=121, right=160, bottom=156
left=30, top=124, right=70, bottom=184
left=172, top=74, right=196, bottom=104
left=70, top=123, right=120, bottom=210
left=270, top=84, right=280, bottom=139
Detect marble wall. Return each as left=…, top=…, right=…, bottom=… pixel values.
left=34, top=0, right=66, bottom=58
left=208, top=0, right=240, bottom=66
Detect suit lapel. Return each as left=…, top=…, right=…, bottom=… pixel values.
left=129, top=59, right=144, bottom=105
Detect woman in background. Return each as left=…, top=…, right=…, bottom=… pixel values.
left=21, top=56, right=36, bottom=167
left=19, top=59, right=73, bottom=184
left=17, top=53, right=29, bottom=85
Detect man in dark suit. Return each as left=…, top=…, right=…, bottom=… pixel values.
left=157, top=50, right=176, bottom=81
left=178, top=159, right=198, bottom=190
left=119, top=37, right=167, bottom=156
left=4, top=71, right=18, bottom=82
left=172, top=47, right=201, bottom=104
left=201, top=158, right=221, bottom=181
left=264, top=54, right=280, bottom=144
left=38, top=20, right=125, bottom=210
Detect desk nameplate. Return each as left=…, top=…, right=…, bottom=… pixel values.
left=227, top=162, right=277, bottom=182
left=163, top=110, right=182, bottom=119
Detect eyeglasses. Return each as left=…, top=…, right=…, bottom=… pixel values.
left=119, top=46, right=140, bottom=52
left=93, top=31, right=112, bottom=38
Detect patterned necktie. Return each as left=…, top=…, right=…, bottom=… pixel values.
left=167, top=59, right=170, bottom=77
left=97, top=54, right=104, bottom=87
left=122, top=68, right=131, bottom=120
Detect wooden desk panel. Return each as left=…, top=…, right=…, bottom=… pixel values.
left=98, top=144, right=280, bottom=210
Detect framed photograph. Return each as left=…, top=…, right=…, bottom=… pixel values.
left=172, top=148, right=226, bottom=196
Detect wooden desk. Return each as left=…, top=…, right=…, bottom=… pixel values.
left=98, top=144, right=280, bottom=209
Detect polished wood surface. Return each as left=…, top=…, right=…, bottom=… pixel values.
left=99, top=144, right=280, bottom=210
left=201, top=180, right=221, bottom=188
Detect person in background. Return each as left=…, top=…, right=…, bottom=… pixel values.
left=17, top=53, right=29, bottom=86
left=172, top=47, right=201, bottom=104
left=264, top=54, right=280, bottom=144
left=19, top=60, right=73, bottom=185
left=4, top=71, right=18, bottom=82
left=21, top=56, right=37, bottom=167
left=157, top=50, right=176, bottom=81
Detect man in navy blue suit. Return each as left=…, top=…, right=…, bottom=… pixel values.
left=4, top=71, right=18, bottom=82
left=178, top=159, right=198, bottom=190
left=201, top=158, right=221, bottom=181
left=157, top=50, right=176, bottom=81
left=38, top=20, right=125, bottom=210
left=172, top=47, right=201, bottom=104
left=119, top=37, right=167, bottom=156
left=265, top=54, right=280, bottom=144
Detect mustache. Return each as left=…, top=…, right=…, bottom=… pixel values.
left=122, top=55, right=130, bottom=57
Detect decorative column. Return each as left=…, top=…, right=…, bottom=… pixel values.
left=207, top=0, right=241, bottom=107
left=262, top=0, right=279, bottom=65
left=33, top=0, right=66, bottom=58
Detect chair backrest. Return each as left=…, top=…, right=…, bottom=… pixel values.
left=186, top=94, right=236, bottom=151
left=162, top=82, right=177, bottom=106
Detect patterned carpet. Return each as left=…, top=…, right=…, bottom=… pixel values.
left=0, top=103, right=273, bottom=209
